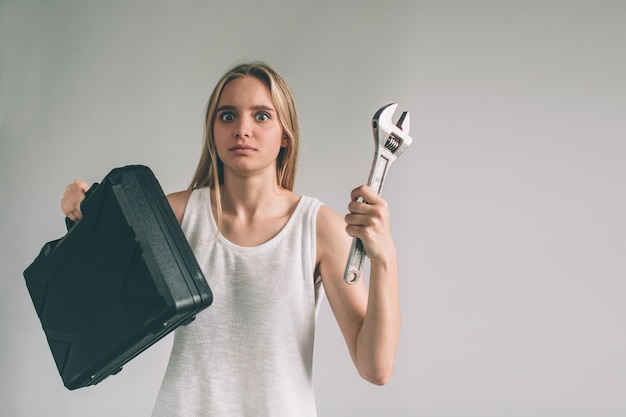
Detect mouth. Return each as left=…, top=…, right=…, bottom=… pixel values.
left=229, top=144, right=256, bottom=151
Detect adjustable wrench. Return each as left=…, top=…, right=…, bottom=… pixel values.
left=344, top=103, right=413, bottom=284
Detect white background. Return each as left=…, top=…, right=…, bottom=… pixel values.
left=1, top=1, right=624, bottom=416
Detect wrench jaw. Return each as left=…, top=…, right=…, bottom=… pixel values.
left=373, top=103, right=413, bottom=162
left=372, top=103, right=399, bottom=128
left=396, top=110, right=410, bottom=134
left=368, top=103, right=413, bottom=194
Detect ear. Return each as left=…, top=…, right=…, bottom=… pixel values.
left=281, top=134, right=289, bottom=148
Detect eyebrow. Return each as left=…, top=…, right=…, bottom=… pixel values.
left=216, top=105, right=276, bottom=113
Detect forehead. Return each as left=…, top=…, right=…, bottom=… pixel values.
left=218, top=76, right=274, bottom=108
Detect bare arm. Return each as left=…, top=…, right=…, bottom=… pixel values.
left=317, top=185, right=400, bottom=385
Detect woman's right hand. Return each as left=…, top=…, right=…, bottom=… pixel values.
left=61, top=179, right=89, bottom=221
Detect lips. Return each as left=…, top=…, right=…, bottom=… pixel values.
left=229, top=144, right=256, bottom=151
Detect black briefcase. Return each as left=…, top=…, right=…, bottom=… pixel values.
left=23, top=165, right=212, bottom=390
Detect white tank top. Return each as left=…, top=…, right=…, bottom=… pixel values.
left=151, top=187, right=324, bottom=417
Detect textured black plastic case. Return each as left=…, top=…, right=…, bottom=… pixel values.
left=24, top=165, right=212, bottom=390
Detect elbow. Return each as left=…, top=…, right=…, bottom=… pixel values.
left=367, top=374, right=392, bottom=387
left=358, top=363, right=395, bottom=386
left=354, top=340, right=399, bottom=386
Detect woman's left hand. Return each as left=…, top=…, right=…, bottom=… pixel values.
left=344, top=185, right=396, bottom=265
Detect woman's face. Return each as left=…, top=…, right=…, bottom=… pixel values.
left=212, top=76, right=287, bottom=181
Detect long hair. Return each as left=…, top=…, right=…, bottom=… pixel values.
left=189, top=62, right=300, bottom=192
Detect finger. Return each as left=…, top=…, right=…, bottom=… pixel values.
left=350, top=185, right=384, bottom=205
left=347, top=199, right=371, bottom=215
left=345, top=222, right=378, bottom=244
left=61, top=196, right=82, bottom=221
left=344, top=211, right=367, bottom=227
left=344, top=223, right=361, bottom=238
left=71, top=178, right=89, bottom=199
left=74, top=178, right=89, bottom=193
left=346, top=208, right=385, bottom=229
left=348, top=193, right=388, bottom=217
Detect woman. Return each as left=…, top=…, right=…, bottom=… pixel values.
left=62, top=62, right=400, bottom=417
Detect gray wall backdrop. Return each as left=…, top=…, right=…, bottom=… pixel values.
left=1, top=1, right=624, bottom=416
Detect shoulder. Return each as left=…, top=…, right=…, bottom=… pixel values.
left=166, top=189, right=194, bottom=225
left=316, top=204, right=351, bottom=260
left=316, top=204, right=344, bottom=232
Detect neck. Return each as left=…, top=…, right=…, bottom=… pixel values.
left=218, top=171, right=286, bottom=218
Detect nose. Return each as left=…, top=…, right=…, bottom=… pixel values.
left=234, top=117, right=251, bottom=139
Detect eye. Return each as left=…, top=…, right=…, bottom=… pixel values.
left=219, top=112, right=236, bottom=122
left=255, top=112, right=270, bottom=122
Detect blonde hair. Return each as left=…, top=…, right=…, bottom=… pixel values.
left=189, top=62, right=300, bottom=192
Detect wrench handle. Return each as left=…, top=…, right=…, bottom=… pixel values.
left=343, top=153, right=392, bottom=284
left=368, top=153, right=390, bottom=194
left=344, top=237, right=366, bottom=284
